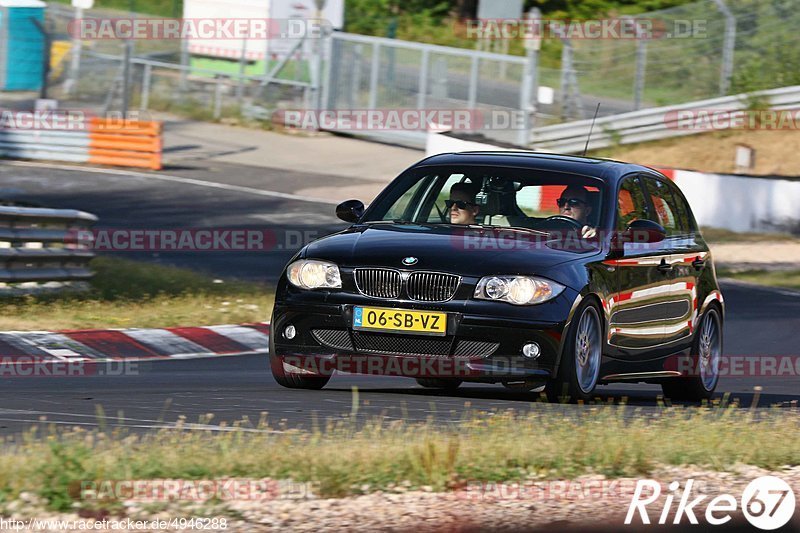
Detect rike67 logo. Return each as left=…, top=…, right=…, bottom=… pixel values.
left=625, top=476, right=796, bottom=530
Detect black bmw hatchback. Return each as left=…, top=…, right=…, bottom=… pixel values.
left=270, top=152, right=724, bottom=402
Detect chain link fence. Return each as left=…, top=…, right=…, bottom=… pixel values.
left=43, top=3, right=313, bottom=122
left=324, top=33, right=531, bottom=145
left=563, top=0, right=800, bottom=119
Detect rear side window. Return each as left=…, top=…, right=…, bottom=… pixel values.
left=642, top=176, right=683, bottom=236
left=616, top=176, right=648, bottom=230
left=668, top=183, right=695, bottom=234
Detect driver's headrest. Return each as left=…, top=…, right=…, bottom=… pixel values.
left=586, top=190, right=600, bottom=226
left=475, top=178, right=519, bottom=216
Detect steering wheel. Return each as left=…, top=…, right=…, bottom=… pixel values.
left=543, top=215, right=583, bottom=231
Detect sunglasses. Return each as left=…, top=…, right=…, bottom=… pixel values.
left=445, top=199, right=475, bottom=210
left=557, top=198, right=587, bottom=209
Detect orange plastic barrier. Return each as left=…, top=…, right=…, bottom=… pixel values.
left=87, top=118, right=162, bottom=170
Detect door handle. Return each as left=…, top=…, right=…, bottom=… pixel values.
left=692, top=257, right=706, bottom=270
left=657, top=260, right=673, bottom=273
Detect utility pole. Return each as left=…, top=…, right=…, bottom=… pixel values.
left=31, top=18, right=51, bottom=99
left=713, top=0, right=736, bottom=96
left=518, top=8, right=540, bottom=146
left=66, top=0, right=93, bottom=96
left=311, top=0, right=327, bottom=110
left=122, top=40, right=133, bottom=118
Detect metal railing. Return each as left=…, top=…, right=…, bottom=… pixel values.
left=0, top=206, right=97, bottom=285
left=530, top=85, right=800, bottom=154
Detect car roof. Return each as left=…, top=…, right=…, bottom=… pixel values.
left=415, top=151, right=662, bottom=182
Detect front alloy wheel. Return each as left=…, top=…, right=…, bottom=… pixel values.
left=546, top=301, right=603, bottom=403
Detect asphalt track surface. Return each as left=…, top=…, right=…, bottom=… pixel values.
left=0, top=161, right=798, bottom=435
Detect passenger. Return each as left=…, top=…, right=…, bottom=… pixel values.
left=446, top=182, right=481, bottom=225
left=557, top=186, right=597, bottom=238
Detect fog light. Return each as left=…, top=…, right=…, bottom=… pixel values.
left=522, top=342, right=540, bottom=359
left=284, top=325, right=296, bottom=340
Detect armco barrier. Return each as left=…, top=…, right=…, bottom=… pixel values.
left=0, top=206, right=97, bottom=284
left=0, top=117, right=162, bottom=170
left=530, top=85, right=800, bottom=154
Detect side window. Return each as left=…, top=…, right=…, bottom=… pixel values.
left=383, top=176, right=432, bottom=221
left=616, top=176, right=648, bottom=230
left=669, top=184, right=694, bottom=234
left=425, top=174, right=470, bottom=222
left=642, top=176, right=681, bottom=236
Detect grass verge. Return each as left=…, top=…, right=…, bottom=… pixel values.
left=2, top=403, right=798, bottom=511
left=0, top=257, right=273, bottom=330
left=717, top=269, right=800, bottom=291
left=591, top=129, right=800, bottom=176
left=701, top=227, right=800, bottom=244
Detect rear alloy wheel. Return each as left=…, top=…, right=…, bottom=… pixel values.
left=269, top=332, right=331, bottom=390
left=415, top=378, right=462, bottom=390
left=662, top=307, right=721, bottom=402
left=546, top=302, right=603, bottom=403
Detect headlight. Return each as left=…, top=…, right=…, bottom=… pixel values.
left=474, top=275, right=565, bottom=305
left=287, top=259, right=341, bottom=290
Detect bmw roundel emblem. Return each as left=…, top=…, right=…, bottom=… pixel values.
left=402, top=256, right=418, bottom=266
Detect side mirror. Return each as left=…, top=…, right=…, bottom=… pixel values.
left=612, top=219, right=667, bottom=252
left=336, top=199, right=365, bottom=223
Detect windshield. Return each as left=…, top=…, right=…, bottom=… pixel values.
left=363, top=166, right=605, bottom=234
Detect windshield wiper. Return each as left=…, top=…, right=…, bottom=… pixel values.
left=466, top=224, right=549, bottom=236
left=362, top=219, right=432, bottom=226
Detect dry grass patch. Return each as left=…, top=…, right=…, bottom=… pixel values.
left=0, top=404, right=798, bottom=511
left=593, top=130, right=800, bottom=176
left=0, top=257, right=273, bottom=330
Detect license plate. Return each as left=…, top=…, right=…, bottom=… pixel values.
left=353, top=306, right=447, bottom=336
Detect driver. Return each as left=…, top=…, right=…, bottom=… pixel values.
left=447, top=182, right=481, bottom=225
left=557, top=186, right=597, bottom=238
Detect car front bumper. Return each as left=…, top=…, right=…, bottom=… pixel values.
left=270, top=290, right=578, bottom=382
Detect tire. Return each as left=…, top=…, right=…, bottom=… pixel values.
left=661, top=307, right=722, bottom=402
left=546, top=301, right=603, bottom=403
left=415, top=378, right=462, bottom=390
left=269, top=330, right=331, bottom=390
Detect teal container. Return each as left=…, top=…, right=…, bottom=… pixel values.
left=0, top=0, right=47, bottom=91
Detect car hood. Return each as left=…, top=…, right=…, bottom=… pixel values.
left=303, top=223, right=601, bottom=276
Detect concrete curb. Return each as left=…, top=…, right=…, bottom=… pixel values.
left=0, top=323, right=270, bottom=364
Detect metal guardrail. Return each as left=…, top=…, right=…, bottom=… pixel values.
left=0, top=206, right=97, bottom=284
left=530, top=85, right=800, bottom=153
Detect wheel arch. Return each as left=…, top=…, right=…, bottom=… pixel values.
left=553, top=291, right=606, bottom=376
